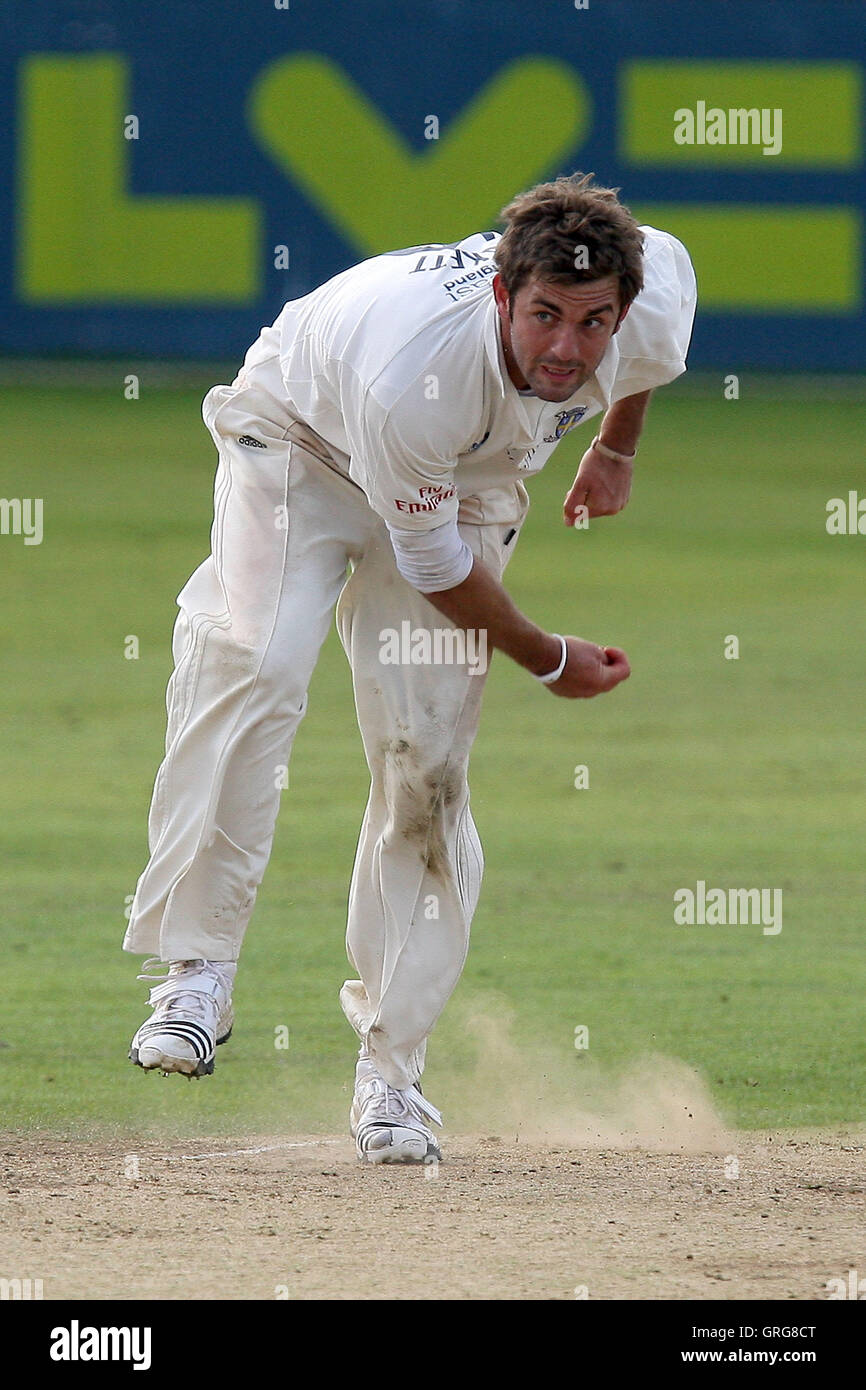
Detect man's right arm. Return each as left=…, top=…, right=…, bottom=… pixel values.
left=422, top=554, right=630, bottom=699
left=367, top=402, right=630, bottom=699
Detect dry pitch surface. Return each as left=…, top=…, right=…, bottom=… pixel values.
left=2, top=1128, right=864, bottom=1301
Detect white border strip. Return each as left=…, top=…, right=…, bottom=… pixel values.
left=156, top=1139, right=345, bottom=1162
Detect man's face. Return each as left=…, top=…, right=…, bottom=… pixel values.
left=493, top=272, right=628, bottom=402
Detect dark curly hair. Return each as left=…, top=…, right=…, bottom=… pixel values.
left=494, top=172, right=645, bottom=311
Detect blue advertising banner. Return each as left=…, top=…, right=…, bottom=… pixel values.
left=0, top=0, right=862, bottom=367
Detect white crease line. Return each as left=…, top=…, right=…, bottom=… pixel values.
left=155, top=1139, right=345, bottom=1162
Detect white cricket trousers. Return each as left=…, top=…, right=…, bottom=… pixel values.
left=123, top=381, right=528, bottom=1089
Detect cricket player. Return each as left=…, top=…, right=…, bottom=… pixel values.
left=125, top=173, right=696, bottom=1163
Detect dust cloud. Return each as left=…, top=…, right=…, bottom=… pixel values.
left=434, top=994, right=732, bottom=1153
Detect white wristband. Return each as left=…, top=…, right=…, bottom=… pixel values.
left=591, top=435, right=636, bottom=464
left=534, top=634, right=568, bottom=685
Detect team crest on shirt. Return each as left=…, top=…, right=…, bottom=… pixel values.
left=547, top=406, right=588, bottom=442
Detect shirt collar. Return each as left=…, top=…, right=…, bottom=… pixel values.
left=592, top=336, right=619, bottom=410
left=482, top=293, right=509, bottom=401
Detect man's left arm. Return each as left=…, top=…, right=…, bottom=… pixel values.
left=563, top=388, right=652, bottom=524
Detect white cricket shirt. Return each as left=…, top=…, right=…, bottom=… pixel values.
left=236, top=226, right=697, bottom=535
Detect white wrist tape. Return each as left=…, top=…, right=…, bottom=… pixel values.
left=534, top=634, right=568, bottom=685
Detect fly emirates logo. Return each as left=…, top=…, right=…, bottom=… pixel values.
left=393, top=484, right=456, bottom=516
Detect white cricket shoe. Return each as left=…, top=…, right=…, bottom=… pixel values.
left=128, top=958, right=235, bottom=1077
left=350, top=1056, right=442, bottom=1164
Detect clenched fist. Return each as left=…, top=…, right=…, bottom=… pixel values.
left=547, top=638, right=630, bottom=698
left=563, top=444, right=633, bottom=525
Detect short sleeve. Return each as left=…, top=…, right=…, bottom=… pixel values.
left=341, top=368, right=466, bottom=532
left=609, top=227, right=698, bottom=402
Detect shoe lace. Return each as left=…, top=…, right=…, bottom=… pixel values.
left=136, top=956, right=173, bottom=984
left=362, top=1074, right=442, bottom=1129
left=137, top=958, right=227, bottom=1024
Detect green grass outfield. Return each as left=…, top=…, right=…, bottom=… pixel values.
left=0, top=377, right=863, bottom=1139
